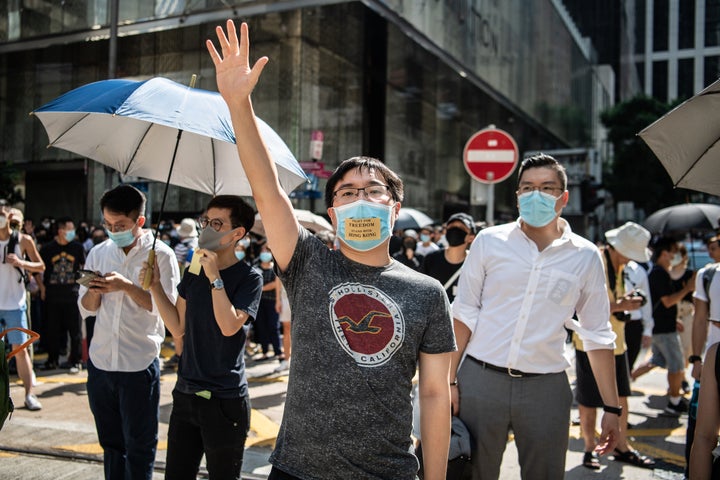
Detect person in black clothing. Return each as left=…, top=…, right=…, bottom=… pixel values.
left=40, top=216, right=85, bottom=372
left=253, top=243, right=283, bottom=362
left=632, top=236, right=696, bottom=415
left=421, top=213, right=477, bottom=302
left=392, top=229, right=423, bottom=271
left=141, top=194, right=262, bottom=479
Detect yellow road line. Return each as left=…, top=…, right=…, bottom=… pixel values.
left=55, top=409, right=278, bottom=455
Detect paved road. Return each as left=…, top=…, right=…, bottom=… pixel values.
left=1, top=348, right=688, bottom=479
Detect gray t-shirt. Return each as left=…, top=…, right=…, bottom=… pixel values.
left=269, top=228, right=456, bottom=480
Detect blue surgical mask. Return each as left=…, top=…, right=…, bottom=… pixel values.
left=333, top=200, right=394, bottom=252
left=106, top=228, right=137, bottom=248
left=420, top=234, right=431, bottom=243
left=235, top=250, right=246, bottom=261
left=64, top=229, right=76, bottom=242
left=518, top=190, right=560, bottom=228
left=259, top=251, right=273, bottom=263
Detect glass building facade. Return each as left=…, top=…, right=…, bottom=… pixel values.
left=0, top=0, right=610, bottom=226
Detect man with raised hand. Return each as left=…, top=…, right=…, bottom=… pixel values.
left=207, top=20, right=456, bottom=480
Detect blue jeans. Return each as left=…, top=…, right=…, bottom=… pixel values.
left=86, top=358, right=160, bottom=480
left=165, top=390, right=251, bottom=480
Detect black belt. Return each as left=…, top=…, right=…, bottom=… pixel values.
left=467, top=356, right=542, bottom=378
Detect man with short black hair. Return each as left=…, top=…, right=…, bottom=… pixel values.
left=78, top=184, right=180, bottom=480
left=40, top=216, right=85, bottom=372
left=207, top=21, right=455, bottom=480
left=422, top=212, right=477, bottom=303
left=451, top=154, right=620, bottom=479
left=631, top=236, right=696, bottom=415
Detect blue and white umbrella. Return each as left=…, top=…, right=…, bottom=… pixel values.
left=31, top=76, right=307, bottom=196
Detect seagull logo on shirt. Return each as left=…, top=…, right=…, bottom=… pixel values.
left=337, top=310, right=389, bottom=334
left=329, top=283, right=404, bottom=367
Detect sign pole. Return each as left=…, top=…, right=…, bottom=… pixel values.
left=486, top=172, right=494, bottom=226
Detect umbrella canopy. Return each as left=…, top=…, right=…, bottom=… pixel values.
left=31, top=77, right=307, bottom=196
left=252, top=209, right=333, bottom=237
left=638, top=79, right=720, bottom=196
left=395, top=208, right=434, bottom=231
left=643, top=203, right=720, bottom=236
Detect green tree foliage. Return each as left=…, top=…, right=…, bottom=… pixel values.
left=0, top=162, right=24, bottom=204
left=600, top=95, right=691, bottom=214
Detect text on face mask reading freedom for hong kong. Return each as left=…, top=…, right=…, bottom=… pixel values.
left=345, top=218, right=381, bottom=240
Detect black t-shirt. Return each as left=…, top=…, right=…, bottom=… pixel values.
left=421, top=249, right=464, bottom=302
left=649, top=265, right=678, bottom=334
left=175, top=260, right=262, bottom=398
left=255, top=264, right=277, bottom=301
left=40, top=239, right=86, bottom=303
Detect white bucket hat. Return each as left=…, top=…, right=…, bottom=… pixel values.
left=177, top=218, right=198, bottom=238
left=605, top=221, right=651, bottom=262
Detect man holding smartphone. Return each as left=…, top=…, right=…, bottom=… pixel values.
left=77, top=184, right=180, bottom=480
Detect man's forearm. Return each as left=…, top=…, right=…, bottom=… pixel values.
left=586, top=348, right=620, bottom=406
left=124, top=283, right=153, bottom=311
left=81, top=289, right=101, bottom=312
left=419, top=390, right=451, bottom=480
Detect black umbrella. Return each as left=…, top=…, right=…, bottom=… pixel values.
left=643, top=203, right=720, bottom=236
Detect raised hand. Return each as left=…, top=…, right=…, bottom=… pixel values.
left=206, top=20, right=269, bottom=108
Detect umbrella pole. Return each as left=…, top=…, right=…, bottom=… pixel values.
left=141, top=129, right=184, bottom=290
left=142, top=74, right=197, bottom=290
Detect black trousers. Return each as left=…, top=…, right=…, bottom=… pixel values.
left=45, top=300, right=82, bottom=365
left=625, top=319, right=644, bottom=370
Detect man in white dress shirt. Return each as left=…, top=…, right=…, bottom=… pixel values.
left=451, top=154, right=621, bottom=480
left=78, top=185, right=180, bottom=480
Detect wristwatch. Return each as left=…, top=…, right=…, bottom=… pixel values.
left=210, top=277, right=224, bottom=290
left=688, top=354, right=703, bottom=364
left=602, top=405, right=623, bottom=415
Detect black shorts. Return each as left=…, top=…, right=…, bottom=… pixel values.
left=575, top=349, right=632, bottom=407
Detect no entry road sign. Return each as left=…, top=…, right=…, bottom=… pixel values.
left=463, top=127, right=519, bottom=184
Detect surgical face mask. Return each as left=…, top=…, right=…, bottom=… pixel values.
left=445, top=227, right=468, bottom=247
left=420, top=234, right=431, bottom=243
left=107, top=228, right=137, bottom=248
left=162, top=239, right=171, bottom=246
left=0, top=215, right=6, bottom=229
left=235, top=250, right=246, bottom=261
left=402, top=239, right=417, bottom=250
left=670, top=253, right=683, bottom=267
left=198, top=226, right=237, bottom=251
left=259, top=251, right=273, bottom=263
left=64, top=229, right=76, bottom=242
left=333, top=200, right=394, bottom=252
left=92, top=235, right=105, bottom=245
left=518, top=190, right=560, bottom=228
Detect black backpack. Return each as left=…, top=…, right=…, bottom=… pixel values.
left=4, top=230, right=29, bottom=286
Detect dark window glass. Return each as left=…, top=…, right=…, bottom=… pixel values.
left=653, top=0, right=669, bottom=51
left=635, top=61, right=645, bottom=88
left=705, top=56, right=720, bottom=87
left=707, top=0, right=720, bottom=47
left=635, top=0, right=646, bottom=54
left=652, top=60, right=668, bottom=101
left=678, top=0, right=695, bottom=49
left=677, top=58, right=694, bottom=100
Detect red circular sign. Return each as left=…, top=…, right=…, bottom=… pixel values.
left=463, top=127, right=519, bottom=184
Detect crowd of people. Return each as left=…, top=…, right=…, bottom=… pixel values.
left=2, top=18, right=719, bottom=480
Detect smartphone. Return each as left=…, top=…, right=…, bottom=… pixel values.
left=76, top=269, right=100, bottom=287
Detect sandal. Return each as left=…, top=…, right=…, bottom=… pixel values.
left=612, top=448, right=656, bottom=469
left=583, top=451, right=600, bottom=470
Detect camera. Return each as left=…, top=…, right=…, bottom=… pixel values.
left=613, top=312, right=631, bottom=321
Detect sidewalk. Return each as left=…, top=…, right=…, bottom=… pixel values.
left=1, top=349, right=688, bottom=479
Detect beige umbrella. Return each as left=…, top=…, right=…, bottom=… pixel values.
left=252, top=209, right=333, bottom=237
left=638, top=79, right=720, bottom=196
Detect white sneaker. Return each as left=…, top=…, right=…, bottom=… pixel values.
left=273, top=360, right=289, bottom=373
left=24, top=394, right=42, bottom=411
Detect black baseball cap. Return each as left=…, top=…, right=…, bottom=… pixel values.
left=446, top=213, right=476, bottom=234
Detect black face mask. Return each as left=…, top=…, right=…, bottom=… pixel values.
left=445, top=227, right=468, bottom=247
left=403, top=239, right=417, bottom=250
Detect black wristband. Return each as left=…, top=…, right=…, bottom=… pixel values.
left=603, top=405, right=623, bottom=415
left=689, top=355, right=703, bottom=364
